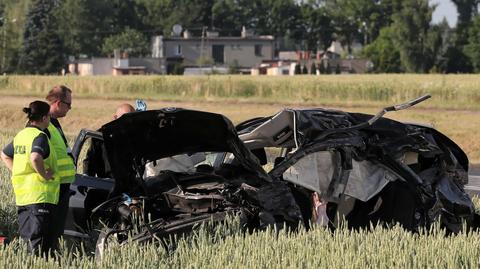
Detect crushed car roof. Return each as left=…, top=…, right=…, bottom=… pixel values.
left=100, top=108, right=269, bottom=195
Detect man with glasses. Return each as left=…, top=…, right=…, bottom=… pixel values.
left=45, top=85, right=75, bottom=249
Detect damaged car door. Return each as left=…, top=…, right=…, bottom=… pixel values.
left=65, top=129, right=114, bottom=238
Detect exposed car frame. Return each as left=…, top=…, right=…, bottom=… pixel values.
left=235, top=95, right=478, bottom=232
left=65, top=108, right=303, bottom=255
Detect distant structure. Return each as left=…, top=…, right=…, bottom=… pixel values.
left=251, top=41, right=372, bottom=76
left=153, top=26, right=275, bottom=74
left=68, top=26, right=275, bottom=75
left=68, top=50, right=165, bottom=76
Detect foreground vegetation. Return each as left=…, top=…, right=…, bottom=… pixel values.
left=2, top=193, right=480, bottom=269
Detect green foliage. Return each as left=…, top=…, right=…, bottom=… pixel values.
left=299, top=4, right=333, bottom=51
left=465, top=15, right=480, bottom=72
left=391, top=0, right=434, bottom=73
left=137, top=0, right=213, bottom=37
left=362, top=27, right=402, bottom=73
left=0, top=0, right=30, bottom=73
left=17, top=0, right=64, bottom=74
left=101, top=28, right=149, bottom=57
left=211, top=0, right=252, bottom=36
left=452, top=0, right=479, bottom=46
left=55, top=0, right=146, bottom=58
left=2, top=0, right=480, bottom=74
left=54, top=0, right=102, bottom=57
left=253, top=0, right=303, bottom=41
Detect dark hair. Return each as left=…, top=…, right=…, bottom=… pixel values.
left=23, top=101, right=50, bottom=121
left=45, top=85, right=72, bottom=103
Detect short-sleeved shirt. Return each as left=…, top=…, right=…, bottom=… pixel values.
left=2, top=126, right=50, bottom=159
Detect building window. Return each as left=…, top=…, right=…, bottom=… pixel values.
left=212, top=45, right=224, bottom=64
left=255, top=44, right=262, bottom=56
left=175, top=45, right=182, bottom=55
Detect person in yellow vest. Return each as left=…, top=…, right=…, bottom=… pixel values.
left=44, top=85, right=75, bottom=246
left=0, top=101, right=60, bottom=255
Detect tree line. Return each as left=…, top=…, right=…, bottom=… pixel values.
left=0, top=0, right=479, bottom=74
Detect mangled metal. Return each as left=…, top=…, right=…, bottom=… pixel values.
left=66, top=96, right=478, bottom=257
left=68, top=108, right=302, bottom=256
left=237, top=95, right=478, bottom=232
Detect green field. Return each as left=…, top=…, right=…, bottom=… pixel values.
left=1, top=75, right=480, bottom=268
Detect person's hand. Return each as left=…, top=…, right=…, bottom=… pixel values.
left=44, top=169, right=54, bottom=180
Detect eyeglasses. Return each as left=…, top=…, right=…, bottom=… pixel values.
left=60, top=100, right=71, bottom=109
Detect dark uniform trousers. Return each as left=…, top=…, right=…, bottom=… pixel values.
left=17, top=203, right=56, bottom=256
left=52, top=183, right=71, bottom=244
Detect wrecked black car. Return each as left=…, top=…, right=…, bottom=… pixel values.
left=235, top=95, right=479, bottom=233
left=65, top=108, right=303, bottom=253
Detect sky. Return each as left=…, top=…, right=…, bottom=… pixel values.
left=431, top=0, right=458, bottom=26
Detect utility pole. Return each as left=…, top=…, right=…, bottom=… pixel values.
left=200, top=26, right=207, bottom=69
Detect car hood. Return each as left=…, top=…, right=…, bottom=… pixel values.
left=100, top=108, right=269, bottom=195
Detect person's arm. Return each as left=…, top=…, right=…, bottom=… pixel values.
left=0, top=151, right=13, bottom=171
left=30, top=152, right=53, bottom=180
left=1, top=142, right=14, bottom=171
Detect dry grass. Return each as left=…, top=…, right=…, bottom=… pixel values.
left=1, top=74, right=480, bottom=110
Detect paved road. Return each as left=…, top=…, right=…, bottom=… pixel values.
left=466, top=175, right=480, bottom=197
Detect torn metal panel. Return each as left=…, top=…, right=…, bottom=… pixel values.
left=69, top=108, right=304, bottom=256
left=237, top=103, right=478, bottom=233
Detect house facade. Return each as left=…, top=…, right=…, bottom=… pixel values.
left=155, top=31, right=275, bottom=70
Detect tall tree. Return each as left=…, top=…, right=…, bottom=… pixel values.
left=300, top=2, right=334, bottom=52
left=465, top=15, right=480, bottom=72
left=391, top=0, right=434, bottom=73
left=326, top=0, right=358, bottom=54
left=452, top=0, right=479, bottom=41
left=251, top=0, right=303, bottom=41
left=137, top=0, right=213, bottom=36
left=18, top=0, right=65, bottom=74
left=449, top=0, right=478, bottom=72
left=101, top=28, right=149, bottom=57
left=362, top=26, right=402, bottom=73
left=211, top=0, right=252, bottom=35
left=56, top=0, right=146, bottom=57
left=0, top=0, right=30, bottom=73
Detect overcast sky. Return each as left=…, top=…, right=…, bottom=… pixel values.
left=431, top=0, right=458, bottom=26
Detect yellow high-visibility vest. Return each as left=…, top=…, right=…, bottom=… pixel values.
left=48, top=123, right=75, bottom=184
left=11, top=127, right=60, bottom=206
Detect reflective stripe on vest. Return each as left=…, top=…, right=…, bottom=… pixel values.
left=11, top=127, right=60, bottom=206
left=48, top=123, right=75, bottom=183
